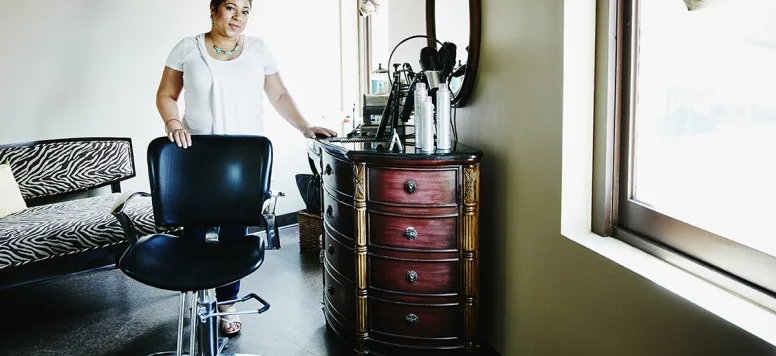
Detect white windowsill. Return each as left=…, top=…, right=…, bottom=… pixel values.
left=561, top=0, right=776, bottom=347
left=563, top=231, right=776, bottom=347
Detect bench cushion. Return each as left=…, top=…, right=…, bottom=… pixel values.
left=0, top=194, right=155, bottom=270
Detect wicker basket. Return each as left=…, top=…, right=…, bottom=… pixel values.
left=297, top=209, right=322, bottom=254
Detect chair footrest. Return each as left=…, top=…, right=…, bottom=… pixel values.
left=211, top=293, right=270, bottom=319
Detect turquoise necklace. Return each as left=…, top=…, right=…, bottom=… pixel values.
left=213, top=38, right=241, bottom=56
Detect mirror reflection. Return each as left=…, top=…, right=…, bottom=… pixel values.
left=434, top=0, right=470, bottom=95
left=363, top=0, right=479, bottom=109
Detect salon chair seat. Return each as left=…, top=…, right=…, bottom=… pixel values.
left=111, top=135, right=279, bottom=356
left=119, top=231, right=265, bottom=292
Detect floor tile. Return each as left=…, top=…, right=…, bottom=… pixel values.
left=0, top=226, right=351, bottom=356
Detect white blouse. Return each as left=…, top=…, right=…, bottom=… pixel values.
left=165, top=33, right=278, bottom=135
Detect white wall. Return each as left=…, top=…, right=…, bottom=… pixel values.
left=392, top=0, right=776, bottom=355
left=0, top=0, right=347, bottom=216
left=342, top=0, right=362, bottom=115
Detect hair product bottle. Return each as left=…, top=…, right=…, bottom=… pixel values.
left=421, top=97, right=435, bottom=154
left=436, top=82, right=452, bottom=151
left=413, top=83, right=428, bottom=149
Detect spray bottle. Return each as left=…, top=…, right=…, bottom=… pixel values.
left=436, top=82, right=452, bottom=150
left=421, top=97, right=435, bottom=154
left=413, top=82, right=428, bottom=149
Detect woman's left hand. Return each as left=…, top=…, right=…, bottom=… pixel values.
left=302, top=126, right=338, bottom=139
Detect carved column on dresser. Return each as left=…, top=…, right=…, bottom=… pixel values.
left=353, top=162, right=369, bottom=354
left=462, top=164, right=480, bottom=354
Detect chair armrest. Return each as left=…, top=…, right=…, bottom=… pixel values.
left=110, top=191, right=151, bottom=215
left=262, top=191, right=285, bottom=250
left=262, top=213, right=281, bottom=250
left=262, top=191, right=285, bottom=216
left=110, top=191, right=151, bottom=245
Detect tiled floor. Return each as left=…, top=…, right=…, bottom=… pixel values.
left=0, top=226, right=351, bottom=356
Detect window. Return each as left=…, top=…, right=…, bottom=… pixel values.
left=358, top=0, right=391, bottom=108
left=368, top=2, right=391, bottom=76
left=612, top=0, right=776, bottom=302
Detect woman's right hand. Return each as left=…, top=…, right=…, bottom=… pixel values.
left=166, top=119, right=192, bottom=148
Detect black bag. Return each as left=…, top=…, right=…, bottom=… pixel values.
left=295, top=157, right=322, bottom=214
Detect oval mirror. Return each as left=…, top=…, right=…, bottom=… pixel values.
left=426, top=0, right=481, bottom=107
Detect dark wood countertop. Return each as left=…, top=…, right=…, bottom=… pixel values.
left=308, top=138, right=484, bottom=165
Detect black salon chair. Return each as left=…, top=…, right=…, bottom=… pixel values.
left=110, top=135, right=280, bottom=356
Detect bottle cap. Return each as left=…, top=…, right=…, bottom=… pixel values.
left=439, top=82, right=447, bottom=90
left=372, top=63, right=388, bottom=74
left=417, top=83, right=426, bottom=90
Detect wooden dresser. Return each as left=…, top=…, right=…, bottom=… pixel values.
left=308, top=139, right=484, bottom=355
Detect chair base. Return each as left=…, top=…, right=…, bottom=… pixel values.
left=147, top=335, right=228, bottom=356
left=149, top=352, right=264, bottom=356
left=149, top=290, right=270, bottom=356
left=147, top=344, right=263, bottom=356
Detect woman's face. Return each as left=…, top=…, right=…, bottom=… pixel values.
left=211, top=0, right=251, bottom=38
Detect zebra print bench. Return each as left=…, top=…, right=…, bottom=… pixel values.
left=0, top=137, right=156, bottom=290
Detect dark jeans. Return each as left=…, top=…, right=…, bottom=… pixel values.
left=182, top=226, right=248, bottom=303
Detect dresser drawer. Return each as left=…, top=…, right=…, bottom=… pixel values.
left=324, top=230, right=355, bottom=282
left=369, top=213, right=458, bottom=250
left=323, top=192, right=354, bottom=239
left=324, top=268, right=356, bottom=323
left=368, top=168, right=457, bottom=206
left=369, top=298, right=460, bottom=339
left=367, top=341, right=462, bottom=356
left=369, top=256, right=458, bottom=295
left=322, top=151, right=353, bottom=196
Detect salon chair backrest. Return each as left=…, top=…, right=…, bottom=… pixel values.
left=147, top=135, right=273, bottom=228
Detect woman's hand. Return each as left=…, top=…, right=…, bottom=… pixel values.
left=166, top=119, right=192, bottom=148
left=301, top=126, right=338, bottom=139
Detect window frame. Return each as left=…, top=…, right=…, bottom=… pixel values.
left=597, top=0, right=776, bottom=311
left=358, top=14, right=372, bottom=111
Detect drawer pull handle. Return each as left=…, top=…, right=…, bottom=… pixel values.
left=403, top=227, right=418, bottom=241
left=404, top=180, right=417, bottom=194
left=324, top=164, right=333, bottom=175
left=327, top=285, right=335, bottom=295
left=326, top=205, right=333, bottom=218
left=327, top=245, right=335, bottom=255
left=405, top=314, right=419, bottom=324
left=406, top=270, right=418, bottom=284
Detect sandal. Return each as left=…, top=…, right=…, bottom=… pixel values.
left=220, top=314, right=242, bottom=337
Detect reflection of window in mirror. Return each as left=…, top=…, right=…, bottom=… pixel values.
left=368, top=3, right=390, bottom=95
left=434, top=0, right=470, bottom=95
left=368, top=5, right=390, bottom=94
left=434, top=1, right=469, bottom=64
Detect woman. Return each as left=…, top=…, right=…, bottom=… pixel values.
left=155, top=0, right=336, bottom=337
